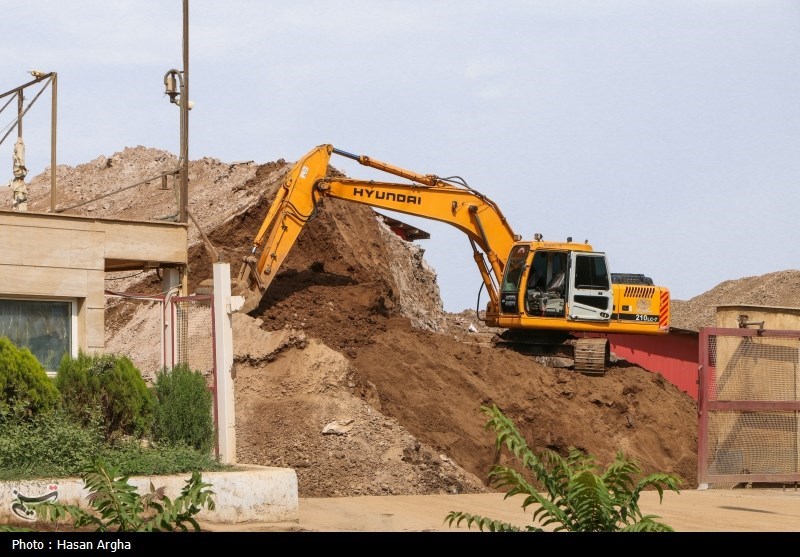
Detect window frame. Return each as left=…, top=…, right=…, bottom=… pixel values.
left=0, top=296, right=79, bottom=375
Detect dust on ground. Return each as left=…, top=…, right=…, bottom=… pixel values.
left=13, top=145, right=794, bottom=498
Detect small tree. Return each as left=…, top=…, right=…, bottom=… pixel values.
left=36, top=461, right=215, bottom=532
left=56, top=352, right=155, bottom=440
left=0, top=336, right=60, bottom=421
left=446, top=404, right=682, bottom=532
left=152, top=364, right=215, bottom=453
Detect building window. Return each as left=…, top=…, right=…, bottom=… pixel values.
left=0, top=298, right=76, bottom=372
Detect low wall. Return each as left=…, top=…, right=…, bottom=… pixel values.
left=0, top=465, right=298, bottom=528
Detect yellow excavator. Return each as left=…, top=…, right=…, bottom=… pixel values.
left=236, top=144, right=670, bottom=375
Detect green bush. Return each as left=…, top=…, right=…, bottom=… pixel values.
left=446, top=405, right=682, bottom=532
left=0, top=409, right=105, bottom=480
left=0, top=336, right=60, bottom=421
left=152, top=364, right=215, bottom=453
left=56, top=352, right=155, bottom=440
left=36, top=461, right=216, bottom=532
left=0, top=412, right=228, bottom=482
left=100, top=439, right=228, bottom=476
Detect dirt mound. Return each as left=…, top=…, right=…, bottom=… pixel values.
left=670, top=270, right=800, bottom=331
left=16, top=147, right=702, bottom=496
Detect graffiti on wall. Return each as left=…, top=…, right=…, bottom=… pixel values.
left=10, top=485, right=59, bottom=520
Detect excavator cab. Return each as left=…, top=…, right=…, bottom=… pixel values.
left=499, top=243, right=613, bottom=324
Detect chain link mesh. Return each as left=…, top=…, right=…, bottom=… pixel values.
left=701, top=330, right=800, bottom=486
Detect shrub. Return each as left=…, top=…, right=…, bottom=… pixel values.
left=100, top=438, right=228, bottom=476
left=152, top=364, right=214, bottom=453
left=0, top=336, right=60, bottom=421
left=445, top=404, right=682, bottom=532
left=56, top=352, right=155, bottom=440
left=0, top=414, right=228, bottom=481
left=0, top=409, right=105, bottom=480
left=36, top=461, right=216, bottom=532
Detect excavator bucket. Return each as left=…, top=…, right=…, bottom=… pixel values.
left=194, top=260, right=263, bottom=315
left=234, top=280, right=262, bottom=315
left=232, top=256, right=265, bottom=314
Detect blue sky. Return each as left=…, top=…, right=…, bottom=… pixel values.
left=3, top=1, right=800, bottom=312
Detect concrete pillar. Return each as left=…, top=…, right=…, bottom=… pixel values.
left=213, top=263, right=242, bottom=464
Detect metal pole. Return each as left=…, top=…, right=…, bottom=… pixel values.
left=17, top=92, right=22, bottom=138
left=51, top=72, right=57, bottom=212
left=179, top=0, right=189, bottom=224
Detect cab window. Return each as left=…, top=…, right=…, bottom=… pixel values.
left=574, top=255, right=610, bottom=289
left=501, top=246, right=529, bottom=293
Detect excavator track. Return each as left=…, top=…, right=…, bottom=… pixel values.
left=492, top=330, right=610, bottom=376
left=572, top=337, right=610, bottom=376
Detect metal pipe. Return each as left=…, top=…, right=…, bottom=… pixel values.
left=179, top=0, right=189, bottom=224
left=0, top=73, right=52, bottom=101
left=0, top=78, right=50, bottom=147
left=332, top=146, right=440, bottom=187
left=187, top=209, right=220, bottom=262
left=17, top=92, right=22, bottom=138
left=51, top=73, right=57, bottom=212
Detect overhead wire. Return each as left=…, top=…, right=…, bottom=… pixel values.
left=0, top=78, right=51, bottom=148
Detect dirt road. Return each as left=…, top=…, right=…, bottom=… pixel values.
left=202, top=487, right=800, bottom=532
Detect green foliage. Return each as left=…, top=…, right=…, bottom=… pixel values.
left=56, top=352, right=155, bottom=440
left=0, top=411, right=227, bottom=481
left=100, top=439, right=230, bottom=477
left=0, top=409, right=105, bottom=480
left=0, top=336, right=60, bottom=421
left=0, top=524, right=32, bottom=532
left=152, top=364, right=215, bottom=453
left=36, top=461, right=216, bottom=532
left=446, top=405, right=683, bottom=532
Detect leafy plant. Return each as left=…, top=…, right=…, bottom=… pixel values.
left=99, top=438, right=230, bottom=476
left=0, top=413, right=227, bottom=482
left=0, top=336, right=60, bottom=421
left=0, top=409, right=105, bottom=480
left=152, top=364, right=215, bottom=453
left=36, top=461, right=216, bottom=532
left=56, top=352, right=155, bottom=440
left=446, top=404, right=682, bottom=532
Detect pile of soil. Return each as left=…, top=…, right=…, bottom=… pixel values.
left=16, top=145, right=791, bottom=498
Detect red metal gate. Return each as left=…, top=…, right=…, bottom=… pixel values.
left=698, top=327, right=800, bottom=487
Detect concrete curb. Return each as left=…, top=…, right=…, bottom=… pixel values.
left=0, top=465, right=299, bottom=527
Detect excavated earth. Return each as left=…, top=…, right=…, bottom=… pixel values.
left=9, top=146, right=798, bottom=498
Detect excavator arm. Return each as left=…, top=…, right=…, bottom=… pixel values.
left=239, top=144, right=519, bottom=310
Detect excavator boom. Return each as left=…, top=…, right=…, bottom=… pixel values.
left=241, top=144, right=519, bottom=310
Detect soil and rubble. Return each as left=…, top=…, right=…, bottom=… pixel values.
left=7, top=146, right=798, bottom=497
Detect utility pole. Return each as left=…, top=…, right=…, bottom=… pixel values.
left=179, top=0, right=189, bottom=224
left=164, top=1, right=190, bottom=223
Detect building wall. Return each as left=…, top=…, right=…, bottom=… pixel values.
left=0, top=216, right=105, bottom=353
left=716, top=305, right=800, bottom=330
left=0, top=210, right=187, bottom=359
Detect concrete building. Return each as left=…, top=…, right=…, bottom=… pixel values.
left=0, top=209, right=187, bottom=371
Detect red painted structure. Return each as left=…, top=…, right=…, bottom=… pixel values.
left=605, top=328, right=700, bottom=400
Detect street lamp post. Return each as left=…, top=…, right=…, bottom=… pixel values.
left=163, top=0, right=190, bottom=224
